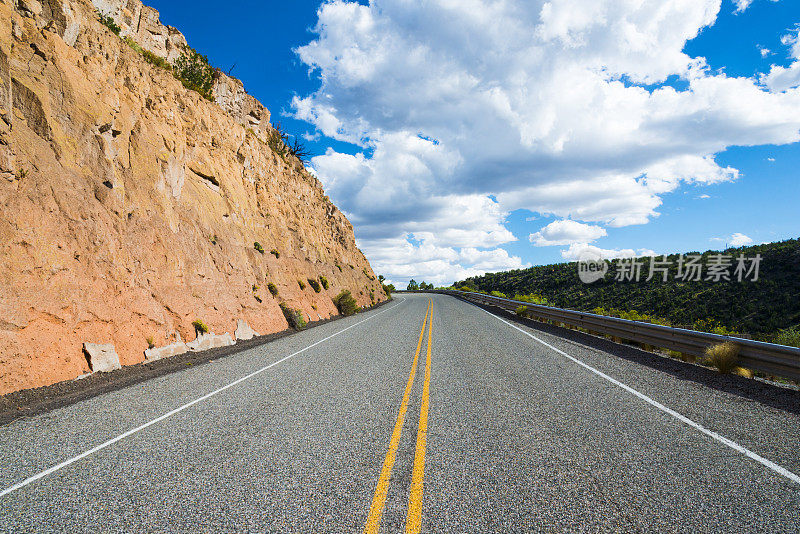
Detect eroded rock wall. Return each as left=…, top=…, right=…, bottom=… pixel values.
left=0, top=0, right=385, bottom=394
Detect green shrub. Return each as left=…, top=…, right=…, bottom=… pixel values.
left=490, top=291, right=507, bottom=298
left=307, top=278, right=321, bottom=293
left=265, top=123, right=310, bottom=162
left=514, top=293, right=551, bottom=306
left=383, top=283, right=394, bottom=295
left=333, top=290, right=359, bottom=316
left=142, top=49, right=170, bottom=70
left=270, top=249, right=280, bottom=258
left=363, top=268, right=376, bottom=281
left=123, top=37, right=172, bottom=71
left=298, top=279, right=306, bottom=290
left=704, top=342, right=739, bottom=374
left=267, top=125, right=288, bottom=158
left=173, top=48, right=215, bottom=100
left=123, top=36, right=142, bottom=53
left=319, top=276, right=329, bottom=290
left=97, top=11, right=121, bottom=35
left=279, top=303, right=307, bottom=330
left=267, top=282, right=278, bottom=297
left=772, top=327, right=800, bottom=348
left=254, top=242, right=264, bottom=254
left=335, top=263, right=343, bottom=272
left=515, top=305, right=528, bottom=317
left=192, top=319, right=209, bottom=335
left=146, top=336, right=155, bottom=349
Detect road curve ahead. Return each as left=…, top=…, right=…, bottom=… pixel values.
left=1, top=293, right=799, bottom=532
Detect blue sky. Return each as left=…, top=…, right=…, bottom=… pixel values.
left=145, top=0, right=800, bottom=285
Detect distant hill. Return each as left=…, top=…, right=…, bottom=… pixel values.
left=453, top=238, right=800, bottom=339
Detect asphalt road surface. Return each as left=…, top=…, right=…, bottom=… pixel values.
left=1, top=293, right=799, bottom=532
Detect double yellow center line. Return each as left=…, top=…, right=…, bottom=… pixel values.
left=364, top=298, right=434, bottom=534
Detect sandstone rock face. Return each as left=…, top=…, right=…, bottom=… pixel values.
left=83, top=342, right=122, bottom=372
left=0, top=0, right=386, bottom=394
left=89, top=0, right=272, bottom=139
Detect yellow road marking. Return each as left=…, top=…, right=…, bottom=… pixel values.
left=405, top=300, right=433, bottom=533
left=364, top=299, right=431, bottom=534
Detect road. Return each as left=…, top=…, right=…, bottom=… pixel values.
left=1, top=293, right=799, bottom=532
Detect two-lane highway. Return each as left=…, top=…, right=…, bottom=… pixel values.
left=1, top=293, right=799, bottom=532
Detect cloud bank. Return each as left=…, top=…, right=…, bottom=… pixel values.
left=293, top=0, right=800, bottom=286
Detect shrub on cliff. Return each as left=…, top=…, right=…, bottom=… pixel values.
left=267, top=282, right=278, bottom=297
left=333, top=290, right=359, bottom=317
left=287, top=137, right=311, bottom=162
left=319, top=276, right=329, bottom=290
left=124, top=37, right=172, bottom=71
left=97, top=11, right=121, bottom=35
left=279, top=303, right=307, bottom=330
left=307, top=278, right=321, bottom=293
left=254, top=242, right=264, bottom=254
left=298, top=279, right=306, bottom=290
left=266, top=123, right=311, bottom=162
left=142, top=49, right=171, bottom=70
left=270, top=249, right=280, bottom=258
left=192, top=319, right=209, bottom=335
left=174, top=48, right=215, bottom=101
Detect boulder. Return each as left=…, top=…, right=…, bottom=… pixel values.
left=186, top=332, right=235, bottom=352
left=144, top=341, right=188, bottom=362
left=234, top=319, right=258, bottom=341
left=83, top=342, right=121, bottom=373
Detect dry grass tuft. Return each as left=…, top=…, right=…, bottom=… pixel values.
left=734, top=367, right=754, bottom=379
left=704, top=341, right=739, bottom=374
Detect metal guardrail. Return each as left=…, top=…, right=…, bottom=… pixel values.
left=400, top=290, right=800, bottom=381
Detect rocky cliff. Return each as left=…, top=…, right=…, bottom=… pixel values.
left=0, top=0, right=386, bottom=394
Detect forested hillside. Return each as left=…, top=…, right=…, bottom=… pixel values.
left=454, top=239, right=800, bottom=339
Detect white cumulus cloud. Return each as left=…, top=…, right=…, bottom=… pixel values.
left=294, top=0, right=800, bottom=285
left=560, top=243, right=656, bottom=261
left=710, top=233, right=755, bottom=246
left=762, top=25, right=800, bottom=91
left=730, top=232, right=755, bottom=246
left=530, top=220, right=607, bottom=246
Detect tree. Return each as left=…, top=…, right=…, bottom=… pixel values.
left=407, top=279, right=419, bottom=291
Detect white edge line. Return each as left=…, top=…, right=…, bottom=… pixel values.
left=0, top=300, right=403, bottom=498
left=476, top=305, right=800, bottom=486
